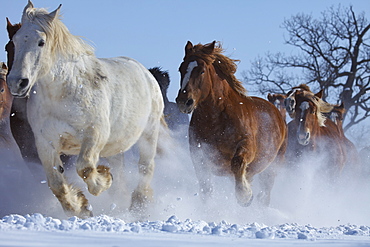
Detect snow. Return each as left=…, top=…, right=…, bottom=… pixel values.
left=1, top=214, right=370, bottom=246
left=0, top=133, right=370, bottom=246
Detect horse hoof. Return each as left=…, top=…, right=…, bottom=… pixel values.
left=129, top=188, right=153, bottom=213
left=237, top=194, right=254, bottom=207
left=78, top=206, right=93, bottom=219
left=79, top=165, right=113, bottom=196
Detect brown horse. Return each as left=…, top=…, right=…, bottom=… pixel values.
left=284, top=84, right=313, bottom=119
left=328, top=103, right=359, bottom=171
left=267, top=93, right=287, bottom=120
left=176, top=41, right=287, bottom=206
left=291, top=89, right=346, bottom=178
left=0, top=62, right=23, bottom=164
left=6, top=18, right=40, bottom=164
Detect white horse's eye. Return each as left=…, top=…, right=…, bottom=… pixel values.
left=38, top=40, right=45, bottom=47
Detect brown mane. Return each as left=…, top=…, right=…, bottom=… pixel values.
left=186, top=42, right=247, bottom=95
left=292, top=84, right=311, bottom=92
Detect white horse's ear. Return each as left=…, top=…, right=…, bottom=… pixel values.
left=48, top=4, right=62, bottom=21
left=23, top=0, right=34, bottom=15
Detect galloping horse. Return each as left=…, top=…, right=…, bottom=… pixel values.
left=149, top=67, right=189, bottom=133
left=0, top=62, right=23, bottom=164
left=7, top=2, right=164, bottom=218
left=176, top=41, right=287, bottom=206
left=291, top=90, right=346, bottom=178
left=6, top=18, right=40, bottom=164
left=267, top=93, right=287, bottom=120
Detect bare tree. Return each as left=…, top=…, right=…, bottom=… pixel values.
left=244, top=5, right=370, bottom=131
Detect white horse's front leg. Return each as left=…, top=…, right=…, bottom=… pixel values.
left=36, top=139, right=92, bottom=218
left=76, top=128, right=113, bottom=196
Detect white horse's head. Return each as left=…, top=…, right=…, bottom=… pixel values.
left=6, top=2, right=62, bottom=97
left=7, top=1, right=62, bottom=97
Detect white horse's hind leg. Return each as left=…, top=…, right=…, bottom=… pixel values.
left=76, top=128, right=113, bottom=196
left=129, top=124, right=159, bottom=213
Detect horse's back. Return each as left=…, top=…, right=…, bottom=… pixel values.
left=96, top=56, right=164, bottom=156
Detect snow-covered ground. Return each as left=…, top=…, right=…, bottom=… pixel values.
left=1, top=134, right=370, bottom=246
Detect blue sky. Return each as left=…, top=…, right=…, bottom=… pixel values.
left=1, top=0, right=369, bottom=101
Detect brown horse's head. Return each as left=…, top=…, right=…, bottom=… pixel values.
left=267, top=93, right=287, bottom=120
left=0, top=63, right=13, bottom=120
left=329, top=102, right=345, bottom=126
left=284, top=84, right=313, bottom=119
left=176, top=41, right=245, bottom=114
left=5, top=18, right=21, bottom=72
left=294, top=90, right=326, bottom=145
left=176, top=41, right=215, bottom=114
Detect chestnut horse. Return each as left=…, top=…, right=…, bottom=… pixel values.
left=6, top=18, right=40, bottom=164
left=176, top=41, right=287, bottom=206
left=291, top=90, right=346, bottom=178
left=0, top=62, right=23, bottom=164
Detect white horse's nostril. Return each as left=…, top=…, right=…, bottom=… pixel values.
left=19, top=78, right=29, bottom=89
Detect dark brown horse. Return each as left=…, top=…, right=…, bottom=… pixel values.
left=6, top=18, right=40, bottom=164
left=267, top=93, right=287, bottom=120
left=149, top=67, right=189, bottom=134
left=291, top=90, right=346, bottom=178
left=176, top=41, right=287, bottom=206
left=0, top=62, right=23, bottom=164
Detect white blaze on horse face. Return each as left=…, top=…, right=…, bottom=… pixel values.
left=181, top=61, right=198, bottom=90
left=300, top=101, right=310, bottom=121
left=274, top=99, right=281, bottom=108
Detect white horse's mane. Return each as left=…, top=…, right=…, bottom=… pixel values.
left=22, top=6, right=94, bottom=59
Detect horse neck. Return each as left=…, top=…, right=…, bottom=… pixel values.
left=0, top=80, right=13, bottom=121
left=279, top=106, right=287, bottom=120
left=202, top=66, right=237, bottom=108
left=45, top=54, right=97, bottom=94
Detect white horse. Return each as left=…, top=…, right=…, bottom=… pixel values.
left=7, top=1, right=164, bottom=218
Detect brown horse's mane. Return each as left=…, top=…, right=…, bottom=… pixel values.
left=187, top=42, right=247, bottom=95
left=293, top=84, right=311, bottom=92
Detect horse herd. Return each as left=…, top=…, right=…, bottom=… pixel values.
left=0, top=2, right=368, bottom=219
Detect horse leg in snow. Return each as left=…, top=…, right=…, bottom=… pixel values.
left=76, top=127, right=113, bottom=196
left=189, top=143, right=214, bottom=202
left=231, top=139, right=254, bottom=207
left=129, top=124, right=159, bottom=212
left=106, top=153, right=129, bottom=207
left=36, top=138, right=92, bottom=218
left=257, top=140, right=286, bottom=206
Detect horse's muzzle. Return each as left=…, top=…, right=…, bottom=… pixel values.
left=297, top=131, right=310, bottom=146
left=7, top=76, right=31, bottom=98
left=176, top=98, right=195, bottom=114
